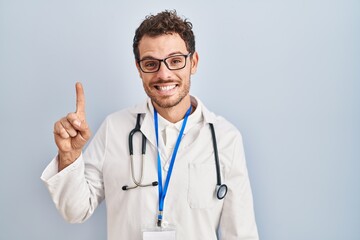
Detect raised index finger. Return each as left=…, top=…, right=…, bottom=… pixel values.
left=75, top=82, right=86, bottom=119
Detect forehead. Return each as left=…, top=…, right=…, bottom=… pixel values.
left=138, top=33, right=187, bottom=58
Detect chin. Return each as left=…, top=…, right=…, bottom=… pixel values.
left=152, top=96, right=184, bottom=109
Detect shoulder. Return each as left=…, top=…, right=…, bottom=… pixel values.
left=97, top=100, right=149, bottom=134
left=104, top=100, right=148, bottom=123
left=199, top=98, right=243, bottom=143
left=213, top=115, right=244, bottom=146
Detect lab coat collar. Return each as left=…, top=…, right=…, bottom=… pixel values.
left=129, top=96, right=217, bottom=124
left=128, top=96, right=217, bottom=149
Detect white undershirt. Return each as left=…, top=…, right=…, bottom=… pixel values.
left=147, top=97, right=204, bottom=169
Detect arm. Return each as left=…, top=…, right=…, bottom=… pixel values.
left=41, top=83, right=105, bottom=223
left=41, top=122, right=106, bottom=223
left=218, top=134, right=259, bottom=239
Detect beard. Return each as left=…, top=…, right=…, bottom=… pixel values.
left=144, top=78, right=191, bottom=109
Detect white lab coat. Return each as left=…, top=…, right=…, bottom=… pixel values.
left=41, top=97, right=259, bottom=240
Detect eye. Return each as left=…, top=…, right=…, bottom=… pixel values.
left=169, top=57, right=183, bottom=66
left=142, top=60, right=159, bottom=70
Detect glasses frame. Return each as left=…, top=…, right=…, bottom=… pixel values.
left=137, top=52, right=193, bottom=73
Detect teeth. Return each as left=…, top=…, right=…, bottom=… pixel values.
left=158, top=85, right=176, bottom=91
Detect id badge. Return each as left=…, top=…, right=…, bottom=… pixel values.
left=142, top=224, right=176, bottom=240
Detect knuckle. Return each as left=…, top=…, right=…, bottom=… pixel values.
left=61, top=118, right=78, bottom=132
left=53, top=122, right=59, bottom=131
left=54, top=118, right=64, bottom=129
left=82, top=126, right=91, bottom=139
left=61, top=119, right=71, bottom=129
left=67, top=112, right=77, bottom=120
left=54, top=122, right=63, bottom=134
left=83, top=132, right=91, bottom=141
left=59, top=128, right=70, bottom=138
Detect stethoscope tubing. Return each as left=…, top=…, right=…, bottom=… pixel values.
left=124, top=113, right=227, bottom=200
left=209, top=123, right=221, bottom=186
left=123, top=114, right=157, bottom=190
left=128, top=114, right=146, bottom=155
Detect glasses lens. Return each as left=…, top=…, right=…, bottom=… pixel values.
left=165, top=55, right=186, bottom=70
left=140, top=59, right=160, bottom=73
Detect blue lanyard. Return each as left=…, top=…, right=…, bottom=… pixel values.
left=154, top=106, right=192, bottom=227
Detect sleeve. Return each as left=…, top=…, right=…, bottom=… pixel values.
left=218, top=133, right=259, bottom=240
left=40, top=118, right=108, bottom=223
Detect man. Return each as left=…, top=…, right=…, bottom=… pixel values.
left=41, top=10, right=259, bottom=240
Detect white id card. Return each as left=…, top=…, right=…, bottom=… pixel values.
left=142, top=224, right=176, bottom=240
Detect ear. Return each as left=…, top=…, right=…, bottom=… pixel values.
left=190, top=52, right=199, bottom=75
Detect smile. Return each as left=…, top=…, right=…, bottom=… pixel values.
left=155, top=84, right=177, bottom=91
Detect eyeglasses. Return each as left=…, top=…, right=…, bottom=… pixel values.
left=138, top=53, right=192, bottom=73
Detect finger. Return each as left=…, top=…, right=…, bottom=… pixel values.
left=75, top=82, right=86, bottom=119
left=66, top=112, right=83, bottom=129
left=60, top=119, right=78, bottom=137
left=66, top=112, right=91, bottom=139
left=72, top=130, right=90, bottom=149
left=70, top=122, right=91, bottom=150
left=54, top=121, right=70, bottom=139
left=76, top=120, right=91, bottom=141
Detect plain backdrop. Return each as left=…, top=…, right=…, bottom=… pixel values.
left=0, top=0, right=359, bottom=239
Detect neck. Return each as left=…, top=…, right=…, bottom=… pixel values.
left=153, top=96, right=192, bottom=123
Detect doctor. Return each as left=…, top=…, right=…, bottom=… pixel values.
left=41, top=10, right=259, bottom=240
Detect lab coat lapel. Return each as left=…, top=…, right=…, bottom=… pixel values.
left=140, top=110, right=157, bottom=150
left=129, top=99, right=157, bottom=150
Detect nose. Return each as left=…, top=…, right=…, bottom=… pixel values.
left=155, top=61, right=172, bottom=79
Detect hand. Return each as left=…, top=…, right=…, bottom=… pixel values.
left=53, top=82, right=91, bottom=171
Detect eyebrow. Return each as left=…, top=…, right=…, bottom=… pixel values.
left=140, top=51, right=186, bottom=60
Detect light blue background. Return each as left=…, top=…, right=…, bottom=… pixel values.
left=0, top=0, right=359, bottom=239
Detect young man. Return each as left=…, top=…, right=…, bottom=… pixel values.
left=42, top=10, right=259, bottom=240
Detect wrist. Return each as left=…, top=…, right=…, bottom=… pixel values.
left=58, top=150, right=81, bottom=171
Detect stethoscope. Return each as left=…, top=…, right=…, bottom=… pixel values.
left=122, top=113, right=228, bottom=200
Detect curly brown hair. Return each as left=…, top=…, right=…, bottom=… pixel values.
left=133, top=10, right=196, bottom=61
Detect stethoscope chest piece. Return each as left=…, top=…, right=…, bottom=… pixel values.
left=216, top=184, right=228, bottom=200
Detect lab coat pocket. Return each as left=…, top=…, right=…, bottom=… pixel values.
left=188, top=163, right=217, bottom=209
